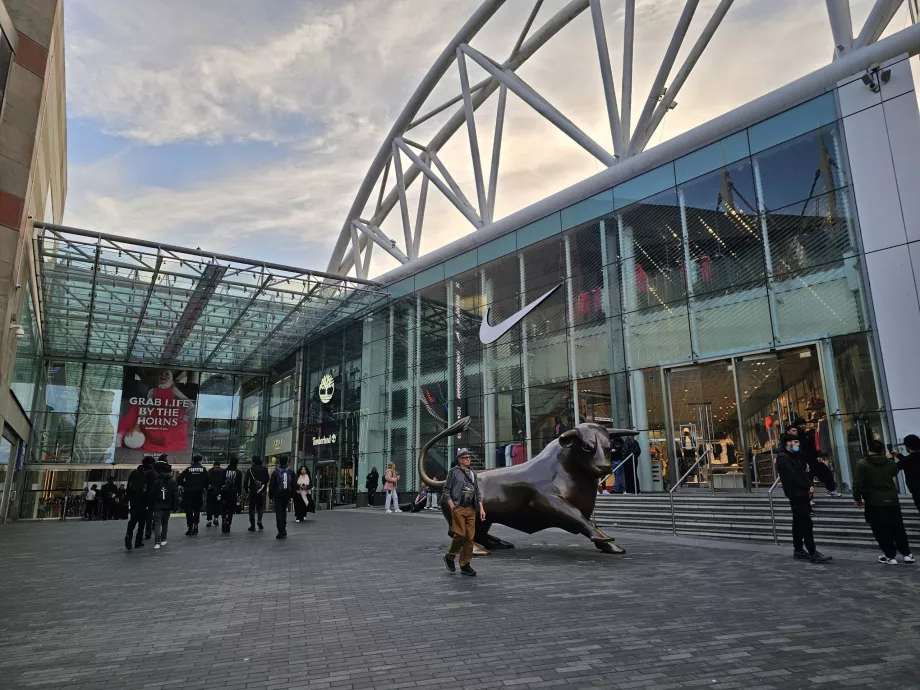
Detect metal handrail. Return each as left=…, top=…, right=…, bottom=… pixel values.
left=669, top=449, right=711, bottom=535
left=599, top=453, right=638, bottom=494
left=767, top=475, right=782, bottom=545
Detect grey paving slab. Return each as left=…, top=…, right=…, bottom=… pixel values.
left=0, top=508, right=918, bottom=690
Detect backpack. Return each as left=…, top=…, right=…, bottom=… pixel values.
left=222, top=470, right=238, bottom=496
left=127, top=470, right=147, bottom=497
left=275, top=468, right=293, bottom=496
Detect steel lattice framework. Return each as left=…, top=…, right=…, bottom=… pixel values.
left=326, top=0, right=919, bottom=280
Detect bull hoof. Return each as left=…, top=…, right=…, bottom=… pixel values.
left=594, top=539, right=626, bottom=555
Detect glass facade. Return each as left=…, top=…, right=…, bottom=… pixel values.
left=301, top=92, right=883, bottom=495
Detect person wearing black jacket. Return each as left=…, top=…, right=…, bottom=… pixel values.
left=775, top=433, right=832, bottom=563
left=205, top=459, right=224, bottom=528
left=148, top=461, right=178, bottom=549
left=178, top=455, right=210, bottom=536
left=246, top=456, right=270, bottom=532
left=892, top=433, right=920, bottom=515
left=124, top=456, right=154, bottom=550
left=220, top=458, right=243, bottom=534
left=143, top=457, right=159, bottom=539
left=269, top=457, right=296, bottom=539
left=792, top=419, right=839, bottom=496
left=365, top=467, right=379, bottom=507
left=854, top=439, right=914, bottom=564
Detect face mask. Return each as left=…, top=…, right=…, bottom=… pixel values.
left=790, top=446, right=800, bottom=453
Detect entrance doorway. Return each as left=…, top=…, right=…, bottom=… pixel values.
left=665, top=344, right=831, bottom=491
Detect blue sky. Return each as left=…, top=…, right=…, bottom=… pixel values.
left=61, top=0, right=904, bottom=277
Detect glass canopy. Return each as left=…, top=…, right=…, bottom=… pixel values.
left=33, top=224, right=387, bottom=373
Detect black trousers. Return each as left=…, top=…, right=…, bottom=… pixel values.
left=221, top=494, right=237, bottom=532
left=865, top=504, right=911, bottom=559
left=249, top=493, right=265, bottom=526
left=294, top=494, right=308, bottom=520
left=910, top=489, right=920, bottom=516
left=809, top=460, right=837, bottom=492
left=84, top=500, right=96, bottom=520
left=185, top=491, right=203, bottom=527
left=145, top=507, right=154, bottom=538
left=126, top=506, right=147, bottom=544
left=275, top=495, right=289, bottom=534
left=789, top=497, right=816, bottom=554
left=206, top=492, right=220, bottom=522
left=367, top=490, right=376, bottom=507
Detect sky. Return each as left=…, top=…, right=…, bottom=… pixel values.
left=62, top=0, right=912, bottom=278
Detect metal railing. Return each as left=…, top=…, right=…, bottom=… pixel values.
left=767, top=475, right=782, bottom=545
left=669, top=449, right=711, bottom=535
left=599, top=453, right=638, bottom=494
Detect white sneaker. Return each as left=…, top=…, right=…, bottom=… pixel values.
left=161, top=540, right=167, bottom=546
left=878, top=556, right=897, bottom=565
left=154, top=543, right=161, bottom=550
left=903, top=554, right=915, bottom=563
left=826, top=491, right=842, bottom=497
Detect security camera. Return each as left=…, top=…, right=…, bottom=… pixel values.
left=12, top=325, right=25, bottom=340
left=880, top=68, right=891, bottom=84
left=861, top=72, right=880, bottom=93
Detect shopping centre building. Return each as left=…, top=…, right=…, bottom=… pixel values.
left=4, top=1, right=920, bottom=520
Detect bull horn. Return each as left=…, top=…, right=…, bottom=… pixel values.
left=417, top=416, right=471, bottom=489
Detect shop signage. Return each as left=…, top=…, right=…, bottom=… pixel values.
left=479, top=283, right=562, bottom=344
left=264, top=429, right=292, bottom=456
left=313, top=434, right=337, bottom=446
left=319, top=374, right=335, bottom=404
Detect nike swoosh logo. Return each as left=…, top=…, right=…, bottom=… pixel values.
left=479, top=283, right=562, bottom=345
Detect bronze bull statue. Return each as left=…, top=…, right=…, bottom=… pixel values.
left=418, top=416, right=637, bottom=555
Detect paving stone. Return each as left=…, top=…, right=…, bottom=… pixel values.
left=0, top=510, right=919, bottom=690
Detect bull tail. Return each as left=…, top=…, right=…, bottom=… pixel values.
left=417, top=416, right=471, bottom=490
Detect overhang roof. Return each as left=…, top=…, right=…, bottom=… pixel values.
left=33, top=223, right=387, bottom=374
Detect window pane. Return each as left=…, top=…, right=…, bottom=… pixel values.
left=11, top=287, right=40, bottom=414
left=675, top=131, right=750, bottom=184
left=753, top=122, right=847, bottom=212
left=748, top=93, right=837, bottom=154
left=197, top=373, right=236, bottom=420
left=44, top=361, right=83, bottom=415
left=529, top=382, right=572, bottom=453
left=625, top=305, right=691, bottom=369
left=73, top=414, right=118, bottom=463
left=79, top=364, right=123, bottom=415
left=693, top=282, right=773, bottom=357
left=194, top=419, right=231, bottom=459
left=35, top=411, right=77, bottom=463
left=773, top=261, right=866, bottom=342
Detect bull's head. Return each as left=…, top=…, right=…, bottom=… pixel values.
left=558, top=423, right=612, bottom=477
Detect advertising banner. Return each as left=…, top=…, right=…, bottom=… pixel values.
left=115, top=368, right=199, bottom=464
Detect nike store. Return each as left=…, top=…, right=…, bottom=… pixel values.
left=332, top=60, right=920, bottom=497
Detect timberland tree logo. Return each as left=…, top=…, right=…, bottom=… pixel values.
left=319, top=374, right=335, bottom=404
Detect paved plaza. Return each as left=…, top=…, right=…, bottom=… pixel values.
left=0, top=509, right=918, bottom=690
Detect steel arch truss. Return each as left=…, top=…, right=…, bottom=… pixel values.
left=328, top=0, right=910, bottom=279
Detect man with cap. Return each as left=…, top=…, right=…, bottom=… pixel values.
left=245, top=456, right=270, bottom=532
left=124, top=456, right=154, bottom=550
left=775, top=432, right=832, bottom=563
left=205, top=459, right=224, bottom=528
left=178, top=455, right=210, bottom=536
left=443, top=448, right=485, bottom=576
left=269, top=457, right=296, bottom=539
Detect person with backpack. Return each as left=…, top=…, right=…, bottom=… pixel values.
left=178, top=455, right=210, bottom=536
left=124, top=456, right=154, bottom=550
left=147, top=460, right=178, bottom=550
left=245, top=456, right=270, bottom=532
left=220, top=458, right=243, bottom=534
left=205, top=459, right=224, bottom=528
left=775, top=433, right=832, bottom=564
left=891, top=434, right=920, bottom=516
left=269, top=457, right=296, bottom=539
left=145, top=454, right=168, bottom=539
left=853, top=439, right=914, bottom=565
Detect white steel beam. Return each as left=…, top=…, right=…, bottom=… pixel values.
left=589, top=0, right=625, bottom=156
left=353, top=220, right=409, bottom=264
left=407, top=77, right=491, bottom=130
left=349, top=223, right=364, bottom=279
left=629, top=0, right=699, bottom=153
left=460, top=42, right=617, bottom=165
left=457, top=48, right=490, bottom=221
left=427, top=150, right=479, bottom=214
left=512, top=0, right=544, bottom=58
left=395, top=139, right=483, bottom=227
left=826, top=0, right=854, bottom=58
left=622, top=0, right=635, bottom=136
left=853, top=0, right=905, bottom=49
left=391, top=142, right=416, bottom=259
left=631, top=0, right=734, bottom=155
left=487, top=84, right=507, bottom=220
left=362, top=235, right=374, bottom=278
left=413, top=154, right=430, bottom=258
left=375, top=155, right=391, bottom=213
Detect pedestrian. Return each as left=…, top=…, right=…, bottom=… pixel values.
left=145, top=454, right=168, bottom=539
left=220, top=458, right=243, bottom=534
left=205, top=459, right=223, bottom=528
left=124, top=456, right=154, bottom=550
left=269, top=457, right=296, bottom=539
left=246, top=456, right=270, bottom=532
left=853, top=439, right=914, bottom=565
left=178, top=455, right=210, bottom=536
left=365, top=466, right=379, bottom=507
left=83, top=484, right=97, bottom=520
left=101, top=477, right=118, bottom=520
left=443, top=448, right=485, bottom=576
left=426, top=476, right=439, bottom=510
left=148, top=460, right=177, bottom=550
left=892, top=434, right=920, bottom=515
left=294, top=466, right=312, bottom=522
left=115, top=484, right=127, bottom=519
left=383, top=462, right=400, bottom=514
left=775, top=433, right=832, bottom=563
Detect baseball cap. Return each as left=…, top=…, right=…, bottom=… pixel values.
left=456, top=447, right=472, bottom=459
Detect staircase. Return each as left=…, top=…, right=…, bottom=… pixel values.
left=593, top=492, right=920, bottom=550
